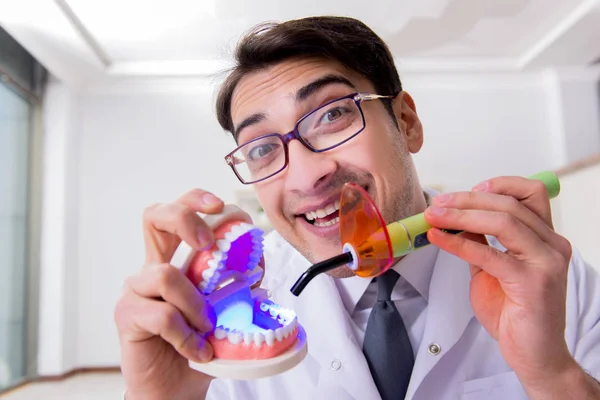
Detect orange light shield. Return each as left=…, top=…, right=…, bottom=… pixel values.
left=339, top=183, right=393, bottom=277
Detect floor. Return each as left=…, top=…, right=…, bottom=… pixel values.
left=0, top=373, right=125, bottom=399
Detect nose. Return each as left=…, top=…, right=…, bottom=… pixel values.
left=284, top=140, right=337, bottom=195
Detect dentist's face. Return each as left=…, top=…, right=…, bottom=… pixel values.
left=230, top=58, right=426, bottom=276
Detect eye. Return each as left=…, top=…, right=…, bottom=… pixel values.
left=319, top=107, right=344, bottom=124
left=247, top=143, right=277, bottom=161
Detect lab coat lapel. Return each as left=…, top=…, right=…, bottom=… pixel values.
left=272, top=250, right=380, bottom=399
left=406, top=249, right=475, bottom=399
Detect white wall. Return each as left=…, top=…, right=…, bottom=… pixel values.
left=552, top=162, right=600, bottom=275
left=38, top=68, right=600, bottom=370
left=38, top=79, right=81, bottom=375
left=404, top=72, right=559, bottom=190
left=75, top=80, right=243, bottom=366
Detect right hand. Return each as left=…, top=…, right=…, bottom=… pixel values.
left=114, top=189, right=226, bottom=399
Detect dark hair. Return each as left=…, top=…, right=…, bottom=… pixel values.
left=215, top=16, right=402, bottom=137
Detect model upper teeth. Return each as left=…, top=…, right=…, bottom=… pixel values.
left=304, top=200, right=340, bottom=220
left=198, top=223, right=264, bottom=294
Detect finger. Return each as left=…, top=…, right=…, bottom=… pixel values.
left=427, top=227, right=520, bottom=281
left=126, top=263, right=214, bottom=332
left=143, top=202, right=215, bottom=259
left=424, top=206, right=546, bottom=256
left=176, top=189, right=225, bottom=215
left=126, top=295, right=213, bottom=363
left=471, top=176, right=553, bottom=228
left=432, top=190, right=560, bottom=249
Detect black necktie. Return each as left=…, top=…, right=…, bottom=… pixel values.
left=363, top=269, right=415, bottom=400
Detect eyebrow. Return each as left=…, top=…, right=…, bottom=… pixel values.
left=234, top=112, right=266, bottom=142
left=233, top=74, right=357, bottom=142
left=295, top=74, right=356, bottom=102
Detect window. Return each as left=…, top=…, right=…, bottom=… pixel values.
left=0, top=26, right=45, bottom=391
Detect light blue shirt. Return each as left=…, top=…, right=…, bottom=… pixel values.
left=334, top=244, right=438, bottom=357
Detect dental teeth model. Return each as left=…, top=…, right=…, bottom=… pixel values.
left=169, top=205, right=306, bottom=374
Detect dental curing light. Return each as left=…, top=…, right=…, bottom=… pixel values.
left=290, top=171, right=561, bottom=296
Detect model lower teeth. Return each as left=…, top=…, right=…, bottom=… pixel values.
left=213, top=303, right=298, bottom=347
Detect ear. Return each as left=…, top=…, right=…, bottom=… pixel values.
left=392, top=91, right=423, bottom=154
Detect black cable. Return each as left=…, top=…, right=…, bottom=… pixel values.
left=290, top=252, right=353, bottom=296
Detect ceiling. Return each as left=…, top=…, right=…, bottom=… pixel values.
left=1, top=0, right=600, bottom=86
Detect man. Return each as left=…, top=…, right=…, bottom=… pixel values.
left=114, top=16, right=600, bottom=399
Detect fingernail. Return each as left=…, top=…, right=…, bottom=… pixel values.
left=198, top=342, right=213, bottom=362
left=434, top=193, right=451, bottom=204
left=428, top=206, right=446, bottom=215
left=197, top=228, right=214, bottom=249
left=202, top=322, right=213, bottom=333
left=201, top=317, right=214, bottom=333
left=203, top=193, right=222, bottom=205
left=472, top=180, right=489, bottom=192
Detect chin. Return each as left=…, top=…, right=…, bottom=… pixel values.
left=325, top=265, right=356, bottom=279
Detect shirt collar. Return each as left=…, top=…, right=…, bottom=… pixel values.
left=334, top=188, right=438, bottom=315
left=335, top=243, right=438, bottom=314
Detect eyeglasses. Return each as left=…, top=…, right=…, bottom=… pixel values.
left=224, top=92, right=395, bottom=184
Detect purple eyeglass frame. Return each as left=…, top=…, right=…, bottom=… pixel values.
left=224, top=91, right=395, bottom=184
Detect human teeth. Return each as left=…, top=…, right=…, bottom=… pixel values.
left=228, top=330, right=243, bottom=344
left=260, top=302, right=270, bottom=312
left=325, top=203, right=336, bottom=215
left=243, top=331, right=253, bottom=345
left=275, top=327, right=284, bottom=342
left=304, top=200, right=340, bottom=221
left=254, top=332, right=264, bottom=346
left=314, top=216, right=340, bottom=227
left=265, top=330, right=275, bottom=346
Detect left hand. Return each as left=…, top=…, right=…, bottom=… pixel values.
left=423, top=175, right=576, bottom=391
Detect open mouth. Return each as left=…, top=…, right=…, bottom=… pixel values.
left=303, top=200, right=341, bottom=227
left=300, top=185, right=369, bottom=228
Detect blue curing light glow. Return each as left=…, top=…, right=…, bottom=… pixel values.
left=217, top=300, right=254, bottom=331
left=212, top=286, right=289, bottom=333
left=214, top=287, right=254, bottom=331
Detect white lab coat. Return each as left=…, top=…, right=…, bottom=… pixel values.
left=207, top=230, right=600, bottom=399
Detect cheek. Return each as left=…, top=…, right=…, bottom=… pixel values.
left=347, top=128, right=397, bottom=172
left=254, top=184, right=283, bottom=219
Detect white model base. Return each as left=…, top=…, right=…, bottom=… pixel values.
left=188, top=325, right=308, bottom=380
